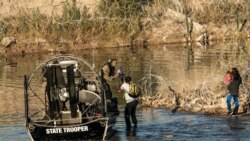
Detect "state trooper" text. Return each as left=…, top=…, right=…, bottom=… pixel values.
left=46, top=126, right=88, bottom=134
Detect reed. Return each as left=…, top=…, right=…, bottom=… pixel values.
left=159, top=0, right=248, bottom=25
left=0, top=0, right=250, bottom=44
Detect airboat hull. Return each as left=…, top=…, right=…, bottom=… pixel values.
left=27, top=119, right=116, bottom=141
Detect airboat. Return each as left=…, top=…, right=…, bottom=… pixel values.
left=24, top=55, right=119, bottom=141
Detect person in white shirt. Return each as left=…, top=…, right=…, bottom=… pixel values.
left=119, top=76, right=138, bottom=131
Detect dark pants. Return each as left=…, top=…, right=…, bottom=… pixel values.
left=125, top=100, right=138, bottom=130
left=103, top=80, right=112, bottom=99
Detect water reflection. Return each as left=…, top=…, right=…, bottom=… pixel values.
left=186, top=43, right=194, bottom=71
left=0, top=42, right=250, bottom=140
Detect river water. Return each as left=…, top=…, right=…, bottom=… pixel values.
left=0, top=42, right=250, bottom=141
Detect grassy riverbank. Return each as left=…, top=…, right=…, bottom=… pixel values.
left=0, top=0, right=250, bottom=55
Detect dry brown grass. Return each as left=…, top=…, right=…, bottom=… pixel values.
left=0, top=0, right=249, bottom=46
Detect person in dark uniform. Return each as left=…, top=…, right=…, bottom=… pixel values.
left=101, top=59, right=122, bottom=99
left=226, top=67, right=242, bottom=115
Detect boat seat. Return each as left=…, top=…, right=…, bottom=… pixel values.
left=78, top=90, right=101, bottom=105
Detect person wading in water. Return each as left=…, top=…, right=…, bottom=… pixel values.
left=226, top=67, right=242, bottom=115
left=119, top=76, right=139, bottom=132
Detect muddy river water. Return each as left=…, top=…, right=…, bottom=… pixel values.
left=0, top=43, right=250, bottom=140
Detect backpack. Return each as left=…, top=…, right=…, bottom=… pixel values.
left=129, top=81, right=141, bottom=98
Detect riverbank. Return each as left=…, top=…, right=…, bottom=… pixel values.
left=1, top=0, right=250, bottom=57
left=139, top=71, right=250, bottom=116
